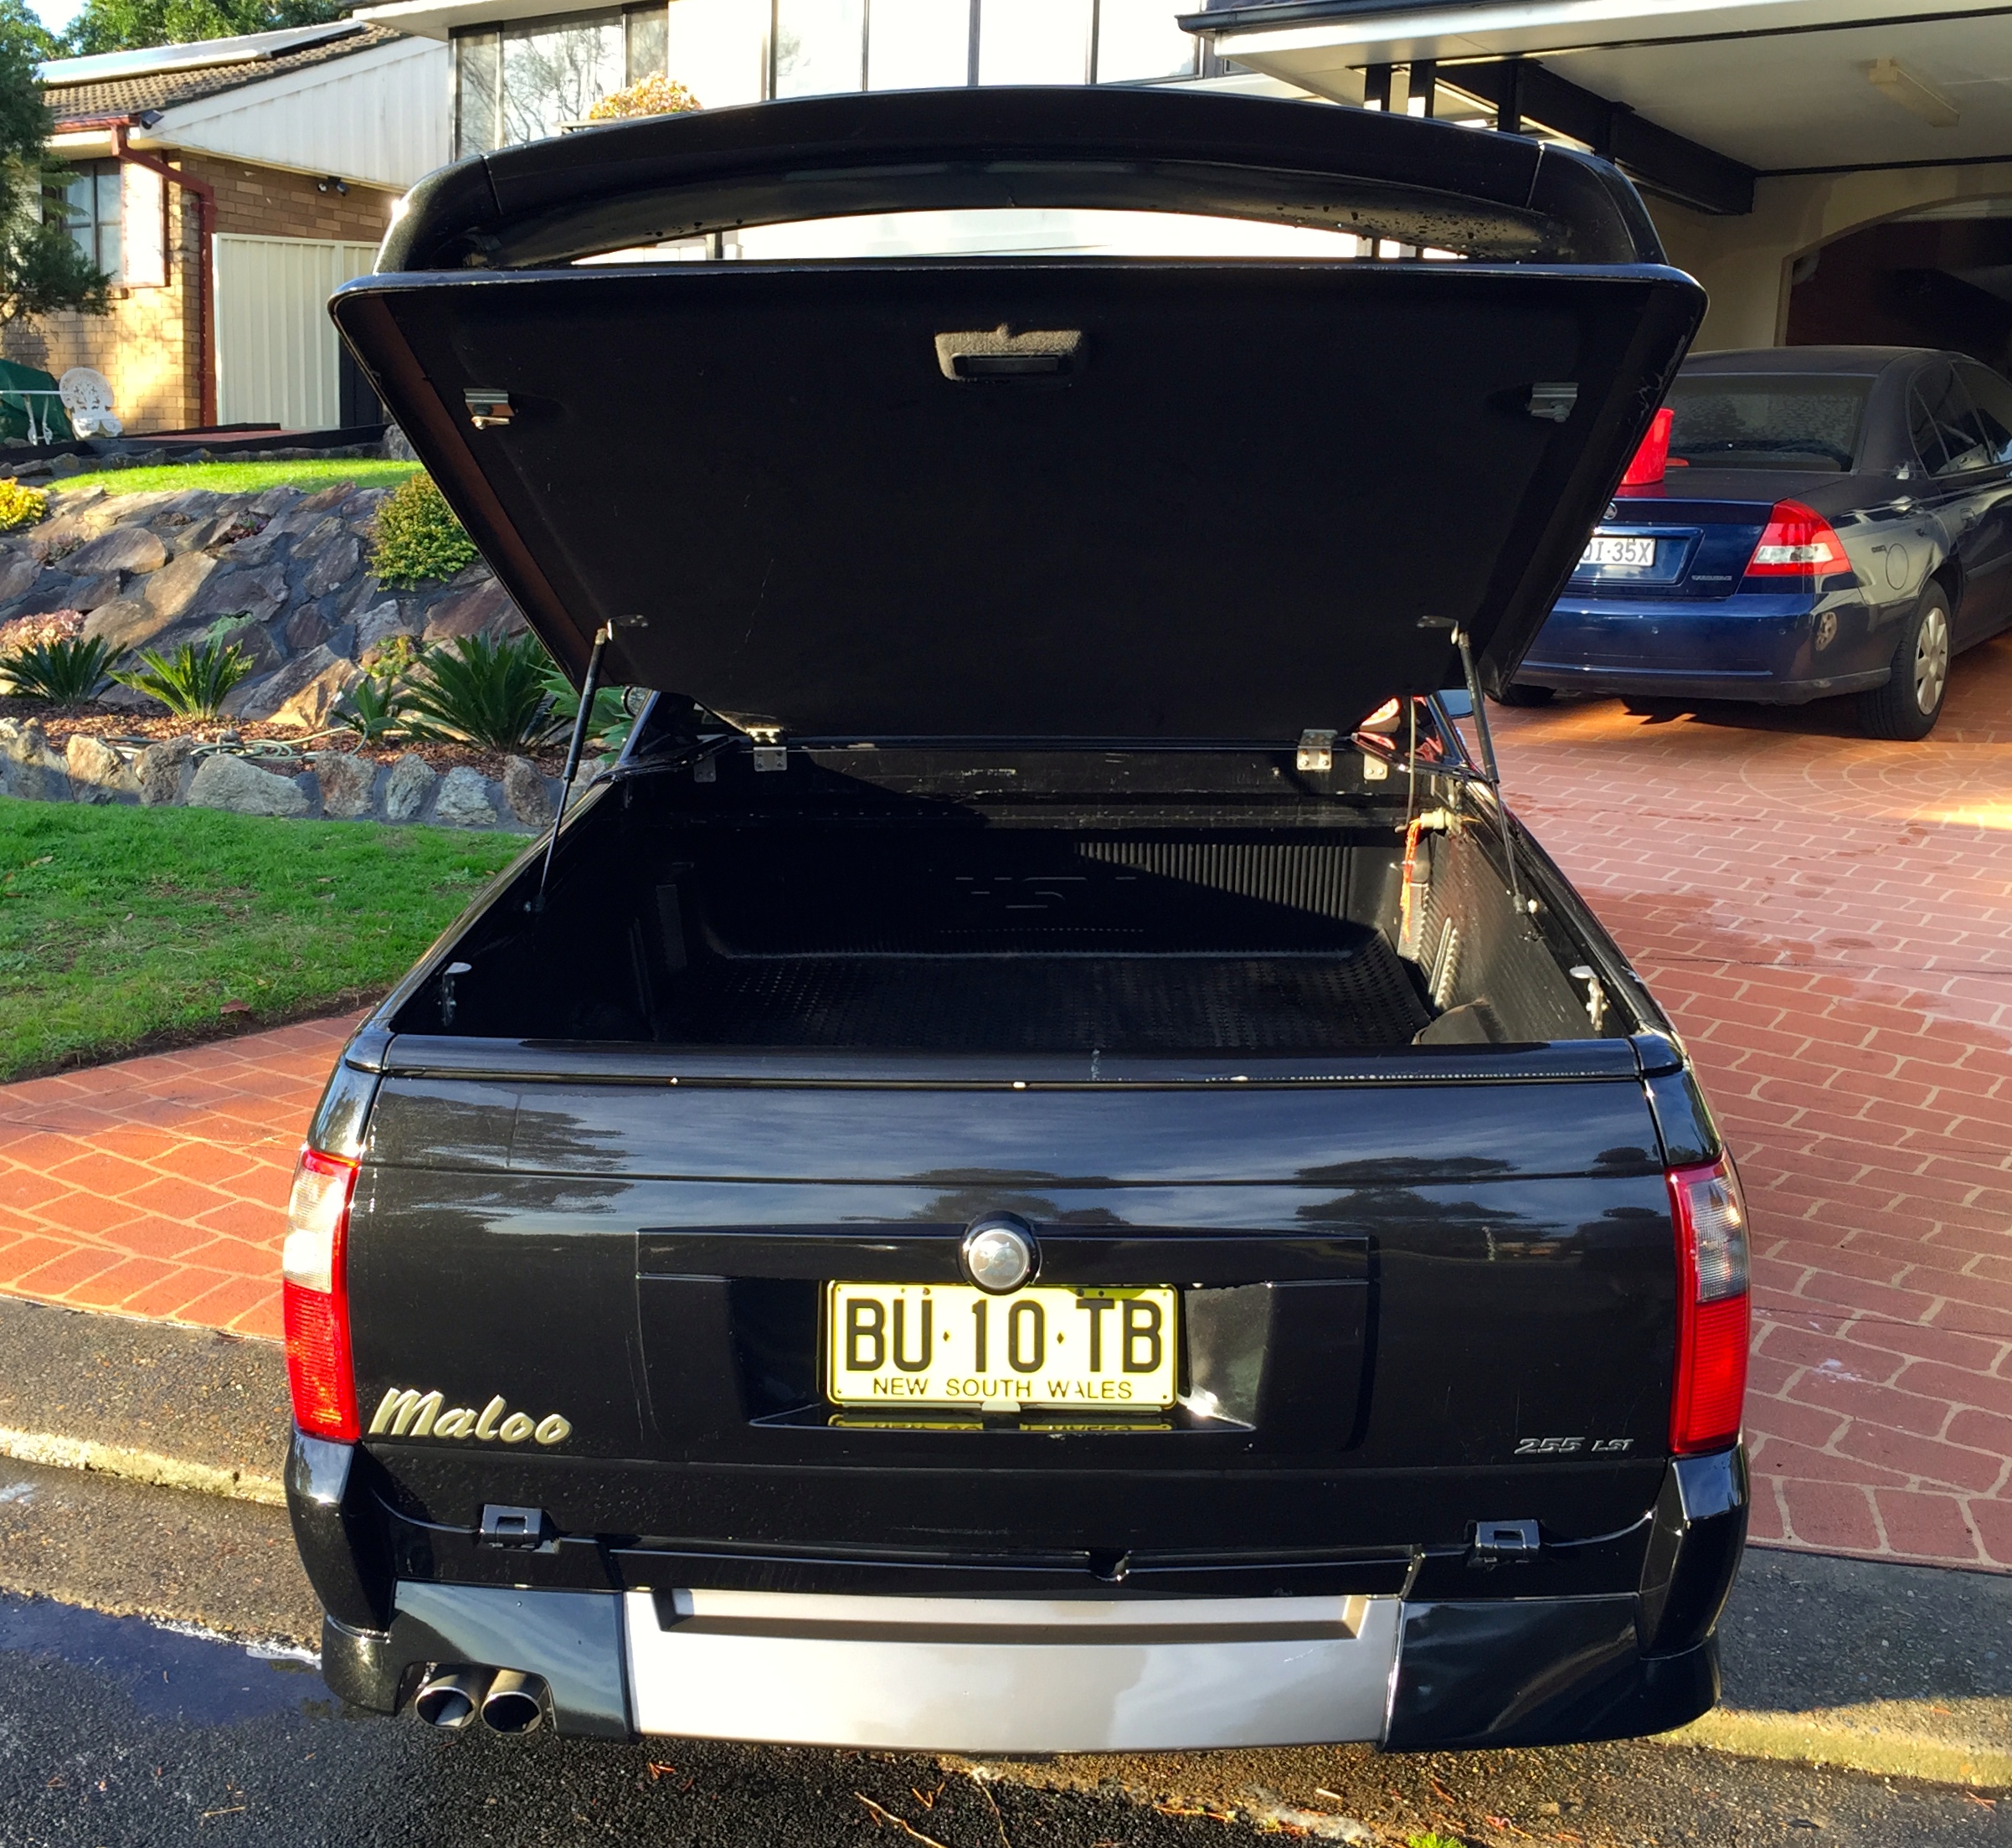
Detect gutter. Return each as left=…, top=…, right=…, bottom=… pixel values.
left=111, top=121, right=217, bottom=428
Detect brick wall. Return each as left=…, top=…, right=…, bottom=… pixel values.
left=1, top=154, right=398, bottom=436
left=180, top=154, right=394, bottom=246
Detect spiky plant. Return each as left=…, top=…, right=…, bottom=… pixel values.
left=0, top=633, right=113, bottom=703
left=332, top=672, right=412, bottom=744
left=538, top=663, right=633, bottom=755
left=110, top=640, right=254, bottom=720
left=401, top=634, right=563, bottom=752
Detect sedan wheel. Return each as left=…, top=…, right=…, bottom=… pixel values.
left=1859, top=585, right=1953, bottom=740
left=1912, top=601, right=1949, bottom=716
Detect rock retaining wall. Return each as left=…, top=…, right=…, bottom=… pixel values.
left=0, top=476, right=570, bottom=833
left=0, top=719, right=564, bottom=832
left=3, top=476, right=526, bottom=732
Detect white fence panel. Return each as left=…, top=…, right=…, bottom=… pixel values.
left=214, top=234, right=378, bottom=430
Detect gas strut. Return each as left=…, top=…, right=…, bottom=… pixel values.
left=531, top=620, right=613, bottom=913
left=1423, top=616, right=1530, bottom=927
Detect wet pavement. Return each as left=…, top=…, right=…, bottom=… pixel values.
left=1, top=1591, right=2007, bottom=1848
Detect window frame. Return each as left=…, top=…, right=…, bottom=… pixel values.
left=1908, top=362, right=1995, bottom=481
left=1953, top=359, right=2012, bottom=471
left=51, top=158, right=124, bottom=283
left=454, top=3, right=672, bottom=157
left=456, top=2, right=1217, bottom=155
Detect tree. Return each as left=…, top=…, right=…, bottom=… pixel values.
left=0, top=0, right=110, bottom=324
left=61, top=0, right=346, bottom=57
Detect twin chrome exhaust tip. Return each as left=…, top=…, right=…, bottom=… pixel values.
left=412, top=1666, right=547, bottom=1734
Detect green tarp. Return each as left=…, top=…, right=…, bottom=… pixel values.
left=0, top=359, right=75, bottom=446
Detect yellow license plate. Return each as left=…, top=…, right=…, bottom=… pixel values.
left=825, top=1283, right=1179, bottom=1412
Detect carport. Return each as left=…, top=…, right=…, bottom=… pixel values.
left=1181, top=0, right=2012, bottom=367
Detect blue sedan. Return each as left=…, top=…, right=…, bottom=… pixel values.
left=1505, top=346, right=2012, bottom=738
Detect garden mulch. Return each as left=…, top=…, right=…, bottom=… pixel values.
left=0, top=698, right=569, bottom=781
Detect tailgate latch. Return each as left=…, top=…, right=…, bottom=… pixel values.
left=1469, top=1519, right=1540, bottom=1567
left=479, top=1504, right=553, bottom=1551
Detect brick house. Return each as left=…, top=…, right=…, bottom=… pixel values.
left=9, top=22, right=449, bottom=437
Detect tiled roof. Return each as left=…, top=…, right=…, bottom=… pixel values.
left=44, top=24, right=402, bottom=127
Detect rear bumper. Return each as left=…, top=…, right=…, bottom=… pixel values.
left=1518, top=589, right=1892, bottom=704
left=1513, top=661, right=1887, bottom=705
left=305, top=1446, right=1748, bottom=1753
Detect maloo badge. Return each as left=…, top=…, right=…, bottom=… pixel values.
left=368, top=1387, right=572, bottom=1446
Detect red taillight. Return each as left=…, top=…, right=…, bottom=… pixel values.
left=1621, top=407, right=1673, bottom=486
left=283, top=1147, right=360, bottom=1441
left=1668, top=1156, right=1750, bottom=1455
left=1744, top=501, right=1850, bottom=581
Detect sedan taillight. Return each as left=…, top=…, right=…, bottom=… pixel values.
left=1744, top=501, right=1849, bottom=582
left=1668, top=1156, right=1751, bottom=1455
left=1620, top=407, right=1673, bottom=486
left=283, top=1147, right=360, bottom=1441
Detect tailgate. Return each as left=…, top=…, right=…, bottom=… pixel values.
left=347, top=1062, right=1680, bottom=1591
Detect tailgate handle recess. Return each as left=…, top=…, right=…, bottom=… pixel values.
left=479, top=1504, right=553, bottom=1550
left=1469, top=1519, right=1540, bottom=1567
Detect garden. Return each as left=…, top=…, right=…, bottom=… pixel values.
left=0, top=800, right=521, bottom=1079
left=0, top=454, right=628, bottom=1069
left=0, top=462, right=632, bottom=830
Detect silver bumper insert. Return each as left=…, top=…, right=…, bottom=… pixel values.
left=623, top=1588, right=1401, bottom=1752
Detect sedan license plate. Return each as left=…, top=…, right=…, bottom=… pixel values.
left=1581, top=533, right=1657, bottom=569
left=826, top=1283, right=1178, bottom=1412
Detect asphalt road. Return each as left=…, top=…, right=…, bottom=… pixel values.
left=2, top=1590, right=2008, bottom=1848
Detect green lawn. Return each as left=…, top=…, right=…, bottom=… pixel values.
left=0, top=801, right=524, bottom=1080
left=44, top=457, right=423, bottom=501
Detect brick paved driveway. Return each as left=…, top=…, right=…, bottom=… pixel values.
left=0, top=1017, right=360, bottom=1343
left=0, top=636, right=2008, bottom=1571
left=1488, top=630, right=2012, bottom=1572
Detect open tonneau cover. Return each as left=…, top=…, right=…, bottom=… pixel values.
left=332, top=87, right=1703, bottom=739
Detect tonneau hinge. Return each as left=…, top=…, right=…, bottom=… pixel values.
left=744, top=723, right=787, bottom=770
left=464, top=387, right=514, bottom=430
left=1295, top=728, right=1337, bottom=772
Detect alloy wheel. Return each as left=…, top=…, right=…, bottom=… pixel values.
left=1913, top=604, right=1950, bottom=715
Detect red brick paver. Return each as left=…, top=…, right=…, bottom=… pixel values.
left=1488, top=629, right=2012, bottom=1571
left=0, top=1017, right=363, bottom=1341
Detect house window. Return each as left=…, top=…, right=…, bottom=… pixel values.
left=866, top=0, right=969, bottom=90
left=775, top=0, right=865, bottom=96
left=776, top=0, right=1201, bottom=95
left=458, top=0, right=1204, bottom=152
left=455, top=6, right=672, bottom=154
left=57, top=162, right=121, bottom=280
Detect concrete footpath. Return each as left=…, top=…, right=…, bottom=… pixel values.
left=0, top=1294, right=2005, bottom=1793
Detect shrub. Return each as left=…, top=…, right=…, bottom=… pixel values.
left=1, top=633, right=114, bottom=703
left=539, top=663, right=635, bottom=754
left=0, top=477, right=46, bottom=531
left=332, top=673, right=411, bottom=744
left=370, top=473, right=479, bottom=587
left=0, top=609, right=83, bottom=652
left=402, top=634, right=563, bottom=751
left=111, top=639, right=255, bottom=720
left=585, top=75, right=701, bottom=120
